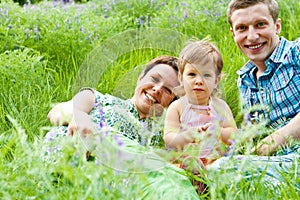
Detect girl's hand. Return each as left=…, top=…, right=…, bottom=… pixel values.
left=48, top=100, right=73, bottom=126
left=197, top=123, right=213, bottom=133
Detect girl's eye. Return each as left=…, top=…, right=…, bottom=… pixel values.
left=188, top=72, right=196, bottom=76
left=204, top=73, right=212, bottom=78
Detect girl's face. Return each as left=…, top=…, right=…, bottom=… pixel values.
left=133, top=64, right=179, bottom=119
left=182, top=61, right=219, bottom=105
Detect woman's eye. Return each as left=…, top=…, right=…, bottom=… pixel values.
left=162, top=87, right=172, bottom=95
left=151, top=76, right=159, bottom=82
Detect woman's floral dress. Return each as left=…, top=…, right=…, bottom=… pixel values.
left=42, top=89, right=200, bottom=199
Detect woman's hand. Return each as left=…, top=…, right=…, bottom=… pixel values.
left=67, top=109, right=94, bottom=137
left=47, top=100, right=73, bottom=125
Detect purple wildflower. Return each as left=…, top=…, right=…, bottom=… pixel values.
left=141, top=121, right=147, bottom=130
left=25, top=29, right=30, bottom=39
left=244, top=113, right=252, bottom=125
left=183, top=10, right=188, bottom=19
left=139, top=16, right=144, bottom=25
left=123, top=178, right=129, bottom=186
left=45, top=131, right=57, bottom=142
left=34, top=26, right=38, bottom=35
left=215, top=10, right=219, bottom=18
left=75, top=16, right=79, bottom=24
left=113, top=134, right=124, bottom=147
left=204, top=9, right=210, bottom=16
left=145, top=15, right=149, bottom=25
left=99, top=108, right=106, bottom=128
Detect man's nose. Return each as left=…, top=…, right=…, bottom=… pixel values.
left=247, top=26, right=259, bottom=41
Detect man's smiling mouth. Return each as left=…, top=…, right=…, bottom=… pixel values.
left=246, top=42, right=266, bottom=49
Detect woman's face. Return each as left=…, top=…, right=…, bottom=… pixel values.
left=133, top=64, right=179, bottom=119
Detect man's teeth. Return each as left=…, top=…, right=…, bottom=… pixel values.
left=146, top=93, right=156, bottom=102
left=248, top=44, right=263, bottom=49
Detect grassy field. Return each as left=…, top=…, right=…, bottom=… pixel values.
left=0, top=0, right=299, bottom=199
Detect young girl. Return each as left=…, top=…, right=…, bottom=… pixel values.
left=164, top=39, right=238, bottom=167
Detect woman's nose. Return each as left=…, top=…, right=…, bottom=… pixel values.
left=152, top=84, right=162, bottom=94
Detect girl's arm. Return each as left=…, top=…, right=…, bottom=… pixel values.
left=219, top=101, right=238, bottom=144
left=163, top=100, right=195, bottom=149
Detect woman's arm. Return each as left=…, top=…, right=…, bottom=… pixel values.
left=67, top=89, right=96, bottom=136
left=48, top=100, right=73, bottom=126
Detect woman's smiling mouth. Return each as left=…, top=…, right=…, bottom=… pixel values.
left=145, top=93, right=157, bottom=103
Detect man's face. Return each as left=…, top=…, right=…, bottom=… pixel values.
left=230, top=3, right=281, bottom=67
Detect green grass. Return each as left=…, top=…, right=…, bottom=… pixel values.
left=0, top=0, right=299, bottom=199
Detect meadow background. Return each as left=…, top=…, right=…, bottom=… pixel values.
left=0, top=0, right=299, bottom=199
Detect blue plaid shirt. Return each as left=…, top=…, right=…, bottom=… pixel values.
left=237, top=37, right=300, bottom=129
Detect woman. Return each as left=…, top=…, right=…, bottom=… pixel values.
left=44, top=55, right=200, bottom=199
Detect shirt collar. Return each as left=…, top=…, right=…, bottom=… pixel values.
left=268, top=36, right=293, bottom=63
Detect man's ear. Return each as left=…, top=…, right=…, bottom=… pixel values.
left=275, top=18, right=282, bottom=35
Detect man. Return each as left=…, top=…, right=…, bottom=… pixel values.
left=228, top=0, right=299, bottom=155
left=208, top=0, right=299, bottom=192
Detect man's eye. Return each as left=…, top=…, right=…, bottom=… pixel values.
left=237, top=26, right=246, bottom=31
left=257, top=22, right=265, bottom=27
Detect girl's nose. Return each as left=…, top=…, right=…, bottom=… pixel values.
left=195, top=76, right=204, bottom=85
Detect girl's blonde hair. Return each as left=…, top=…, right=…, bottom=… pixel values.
left=175, top=38, right=224, bottom=97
